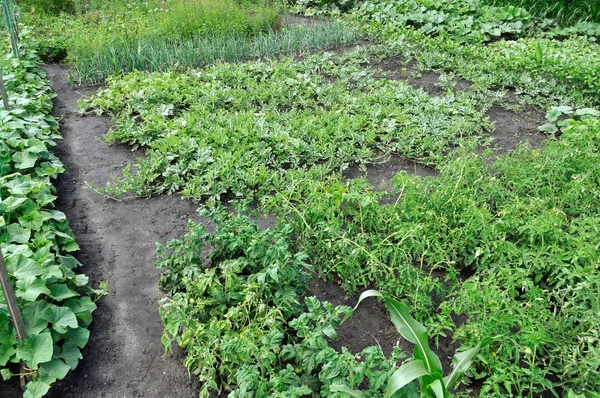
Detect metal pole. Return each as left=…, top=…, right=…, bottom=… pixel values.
left=0, top=250, right=29, bottom=389
left=0, top=67, right=9, bottom=111
left=0, top=252, right=27, bottom=343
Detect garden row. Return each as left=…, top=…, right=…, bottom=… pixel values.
left=0, top=33, right=97, bottom=397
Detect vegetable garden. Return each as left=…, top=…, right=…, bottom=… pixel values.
left=1, top=0, right=599, bottom=397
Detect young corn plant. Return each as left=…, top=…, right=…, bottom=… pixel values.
left=334, top=290, right=497, bottom=398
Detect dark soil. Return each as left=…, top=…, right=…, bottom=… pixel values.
left=306, top=277, right=460, bottom=376
left=369, top=57, right=472, bottom=97
left=343, top=154, right=439, bottom=189
left=486, top=105, right=547, bottom=156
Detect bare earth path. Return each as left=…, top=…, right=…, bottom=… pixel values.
left=3, top=65, right=201, bottom=398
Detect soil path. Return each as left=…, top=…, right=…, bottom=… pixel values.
left=3, top=65, right=201, bottom=397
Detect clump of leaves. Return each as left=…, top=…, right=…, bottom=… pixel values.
left=353, top=0, right=532, bottom=42
left=157, top=203, right=414, bottom=397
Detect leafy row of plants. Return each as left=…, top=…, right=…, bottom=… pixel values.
left=482, top=0, right=600, bottom=25
left=157, top=204, right=416, bottom=397
left=22, top=1, right=361, bottom=83
left=347, top=9, right=600, bottom=106
left=353, top=0, right=532, bottom=42
left=79, top=49, right=495, bottom=201
left=0, top=33, right=98, bottom=397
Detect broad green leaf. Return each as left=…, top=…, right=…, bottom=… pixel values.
left=42, top=306, right=78, bottom=334
left=23, top=380, right=51, bottom=398
left=16, top=332, right=53, bottom=369
left=40, top=265, right=63, bottom=281
left=330, top=383, right=367, bottom=398
left=60, top=340, right=83, bottom=369
left=385, top=360, right=430, bottom=398
left=567, top=390, right=586, bottom=398
left=2, top=195, right=27, bottom=211
left=48, top=284, right=79, bottom=301
left=0, top=345, right=16, bottom=367
left=12, top=151, right=39, bottom=169
left=25, top=138, right=47, bottom=154
left=6, top=254, right=43, bottom=278
left=538, top=123, right=558, bottom=135
left=5, top=223, right=31, bottom=243
left=58, top=255, right=82, bottom=270
left=73, top=274, right=89, bottom=287
left=1, top=368, right=12, bottom=381
left=16, top=276, right=51, bottom=301
left=63, top=326, right=90, bottom=349
left=62, top=240, right=80, bottom=252
left=427, top=379, right=446, bottom=398
left=574, top=108, right=600, bottom=117
left=21, top=300, right=50, bottom=335
left=65, top=297, right=96, bottom=327
left=383, top=296, right=443, bottom=376
left=443, top=336, right=498, bottom=390
left=47, top=210, right=65, bottom=221
left=18, top=211, right=46, bottom=230
left=4, top=178, right=35, bottom=195
left=38, top=358, right=71, bottom=384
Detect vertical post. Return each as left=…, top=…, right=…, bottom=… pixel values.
left=0, top=66, right=9, bottom=111
left=0, top=252, right=27, bottom=342
left=0, top=250, right=29, bottom=389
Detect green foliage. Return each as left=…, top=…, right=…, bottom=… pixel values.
left=353, top=0, right=532, bottom=42
left=0, top=32, right=96, bottom=395
left=545, top=21, right=600, bottom=38
left=291, top=0, right=358, bottom=15
left=482, top=0, right=600, bottom=25
left=80, top=49, right=490, bottom=201
left=70, top=20, right=360, bottom=84
left=259, top=109, right=600, bottom=395
left=21, top=13, right=72, bottom=63
left=16, top=0, right=74, bottom=14
left=152, top=0, right=280, bottom=40
left=157, top=204, right=415, bottom=397
left=349, top=20, right=600, bottom=106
